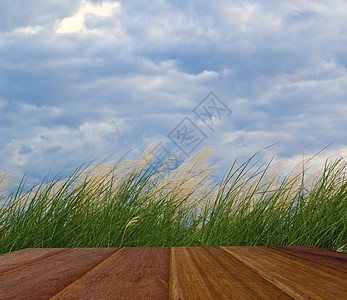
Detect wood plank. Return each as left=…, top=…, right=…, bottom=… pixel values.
left=52, top=247, right=170, bottom=300
left=0, top=247, right=119, bottom=300
left=222, top=246, right=347, bottom=300
left=0, top=248, right=72, bottom=274
left=271, top=246, right=347, bottom=273
left=170, top=247, right=293, bottom=300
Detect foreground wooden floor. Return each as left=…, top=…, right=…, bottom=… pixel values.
left=0, top=246, right=346, bottom=299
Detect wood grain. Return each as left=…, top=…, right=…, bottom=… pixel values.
left=0, top=246, right=345, bottom=299
left=52, top=247, right=170, bottom=300
left=0, top=247, right=119, bottom=300
left=271, top=245, right=347, bottom=273
left=222, top=246, right=347, bottom=300
left=170, top=247, right=293, bottom=300
left=0, top=248, right=71, bottom=274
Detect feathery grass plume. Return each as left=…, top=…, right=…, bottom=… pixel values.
left=0, top=171, right=20, bottom=204
left=0, top=171, right=14, bottom=230
left=337, top=244, right=346, bottom=252
left=72, top=161, right=117, bottom=208
left=41, top=144, right=157, bottom=211
left=158, top=150, right=182, bottom=173
left=75, top=161, right=115, bottom=188
left=135, top=149, right=181, bottom=205
left=96, top=143, right=158, bottom=196
left=0, top=145, right=346, bottom=253
left=0, top=171, right=11, bottom=196
left=131, top=142, right=157, bottom=173
left=286, top=157, right=315, bottom=193
left=150, top=147, right=217, bottom=209
left=241, top=157, right=302, bottom=211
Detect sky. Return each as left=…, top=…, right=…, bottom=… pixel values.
left=0, top=0, right=347, bottom=189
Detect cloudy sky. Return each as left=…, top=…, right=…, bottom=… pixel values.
left=1, top=0, right=347, bottom=188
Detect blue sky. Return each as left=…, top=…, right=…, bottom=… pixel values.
left=0, top=0, right=347, bottom=188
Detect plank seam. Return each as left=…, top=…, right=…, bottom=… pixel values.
left=0, top=248, right=74, bottom=276
left=270, top=246, right=347, bottom=273
left=220, top=247, right=295, bottom=298
left=169, top=247, right=174, bottom=300
left=263, top=246, right=347, bottom=276
left=49, top=247, right=124, bottom=300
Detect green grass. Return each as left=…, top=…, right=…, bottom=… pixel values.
left=0, top=145, right=346, bottom=254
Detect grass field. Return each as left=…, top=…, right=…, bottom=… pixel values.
left=0, top=144, right=346, bottom=254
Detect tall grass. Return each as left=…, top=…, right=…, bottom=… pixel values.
left=0, top=144, right=346, bottom=254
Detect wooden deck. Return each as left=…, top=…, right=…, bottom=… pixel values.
left=0, top=246, right=346, bottom=299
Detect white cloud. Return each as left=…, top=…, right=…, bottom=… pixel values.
left=1, top=0, right=347, bottom=188
left=14, top=26, right=41, bottom=34
left=2, top=118, right=130, bottom=171
left=56, top=0, right=120, bottom=33
left=271, top=146, right=347, bottom=178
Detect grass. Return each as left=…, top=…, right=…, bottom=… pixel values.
left=0, top=144, right=346, bottom=254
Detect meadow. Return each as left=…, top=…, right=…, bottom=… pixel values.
left=0, top=144, right=346, bottom=254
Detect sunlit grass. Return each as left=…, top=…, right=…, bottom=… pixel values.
left=0, top=144, right=346, bottom=254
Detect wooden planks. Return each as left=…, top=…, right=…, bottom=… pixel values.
left=0, top=248, right=71, bottom=275
left=52, top=247, right=170, bottom=300
left=271, top=245, right=347, bottom=273
left=0, top=246, right=345, bottom=299
left=0, top=248, right=119, bottom=300
left=170, top=247, right=292, bottom=299
left=222, top=246, right=347, bottom=300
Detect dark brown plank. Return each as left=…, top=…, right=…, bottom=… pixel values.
left=222, top=246, right=347, bottom=299
left=170, top=247, right=293, bottom=299
left=52, top=247, right=170, bottom=300
left=0, top=247, right=119, bottom=300
left=271, top=246, right=347, bottom=273
left=0, top=248, right=72, bottom=274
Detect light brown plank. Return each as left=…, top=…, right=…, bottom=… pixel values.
left=170, top=247, right=293, bottom=300
left=0, top=247, right=119, bottom=300
left=0, top=248, right=72, bottom=274
left=52, top=247, right=170, bottom=300
left=222, top=246, right=347, bottom=300
left=271, top=246, right=347, bottom=273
